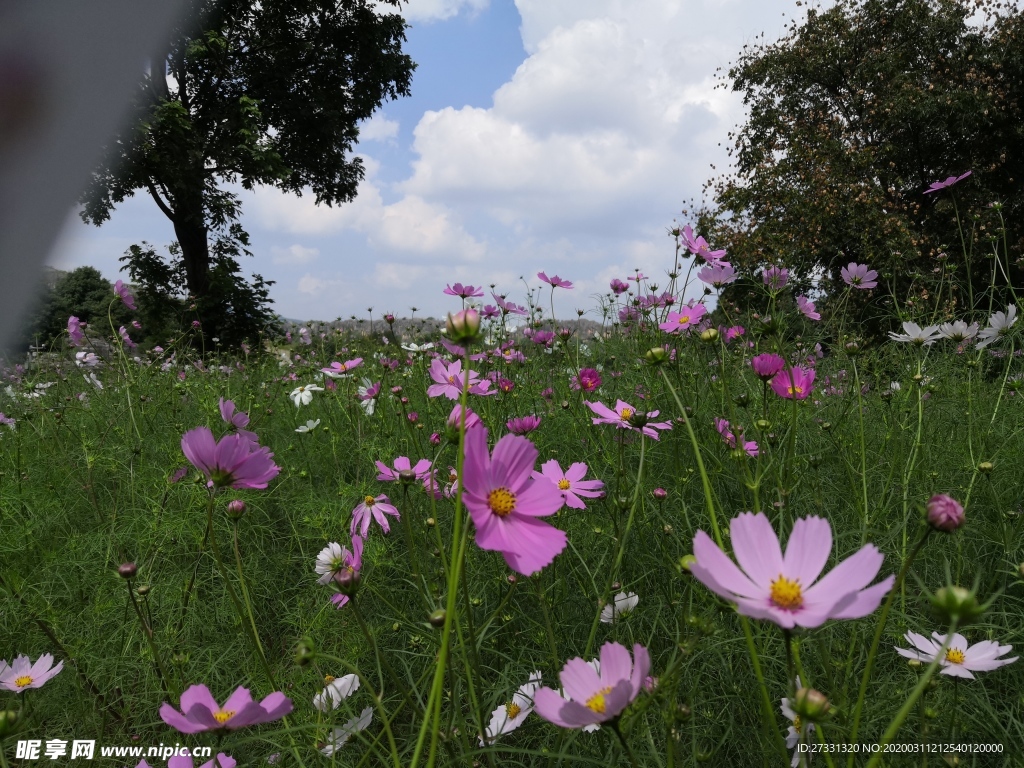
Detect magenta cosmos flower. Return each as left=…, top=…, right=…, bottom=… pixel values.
left=0, top=654, right=63, bottom=692
left=427, top=358, right=492, bottom=400
left=770, top=366, right=816, bottom=400
left=219, top=398, right=258, bottom=445
left=444, top=282, right=485, bottom=298
left=698, top=261, right=737, bottom=287
left=538, top=271, right=573, bottom=289
left=690, top=513, right=894, bottom=629
left=715, top=418, right=758, bottom=458
left=375, top=456, right=432, bottom=483
left=350, top=494, right=400, bottom=538
left=923, top=170, right=971, bottom=194
left=67, top=316, right=85, bottom=347
left=571, top=368, right=602, bottom=392
left=160, top=685, right=292, bottom=733
left=841, top=262, right=878, bottom=289
left=609, top=278, right=629, bottom=295
left=181, top=427, right=280, bottom=489
left=680, top=224, right=727, bottom=261
left=533, top=642, right=650, bottom=729
left=585, top=400, right=672, bottom=440
left=532, top=459, right=605, bottom=510
left=750, top=353, right=785, bottom=380
left=114, top=279, right=137, bottom=310
left=763, top=266, right=789, bottom=291
left=461, top=427, right=566, bottom=576
left=507, top=415, right=541, bottom=435
left=796, top=295, right=820, bottom=321
left=659, top=304, right=707, bottom=333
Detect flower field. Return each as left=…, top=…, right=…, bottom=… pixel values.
left=2, top=220, right=1024, bottom=767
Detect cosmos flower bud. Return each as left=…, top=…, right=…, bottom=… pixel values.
left=294, top=637, right=315, bottom=667
left=334, top=567, right=361, bottom=597
left=136, top=584, right=151, bottom=597
left=384, top=313, right=395, bottom=325
left=678, top=554, right=697, bottom=574
left=398, top=469, right=418, bottom=485
left=930, top=585, right=985, bottom=626
left=792, top=688, right=831, bottom=721
left=446, top=309, right=481, bottom=343
left=0, top=709, right=20, bottom=738
left=226, top=499, right=247, bottom=519
left=652, top=487, right=667, bottom=500
left=977, top=461, right=994, bottom=474
left=644, top=346, right=669, bottom=365
left=626, top=410, right=649, bottom=429
left=700, top=328, right=719, bottom=343
left=926, top=494, right=965, bottom=532
left=118, top=562, right=138, bottom=580
left=428, top=608, right=447, bottom=628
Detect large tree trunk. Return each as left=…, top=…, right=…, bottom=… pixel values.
left=173, top=209, right=211, bottom=301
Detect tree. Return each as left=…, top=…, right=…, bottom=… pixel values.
left=696, top=0, right=1024, bottom=334
left=80, top=0, right=415, bottom=342
left=22, top=267, right=134, bottom=350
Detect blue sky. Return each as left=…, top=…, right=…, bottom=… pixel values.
left=49, top=0, right=812, bottom=322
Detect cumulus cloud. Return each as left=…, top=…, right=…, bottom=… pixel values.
left=271, top=244, right=319, bottom=265
left=358, top=112, right=399, bottom=143
left=398, top=0, right=489, bottom=22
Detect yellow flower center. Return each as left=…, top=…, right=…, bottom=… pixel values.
left=787, top=385, right=803, bottom=396
left=364, top=495, right=376, bottom=506
left=619, top=407, right=634, bottom=421
left=770, top=576, right=804, bottom=611
left=793, top=715, right=802, bottom=731
left=505, top=702, right=522, bottom=720
left=213, top=710, right=235, bottom=724
left=448, top=469, right=458, bottom=483
left=14, top=675, right=32, bottom=688
left=945, top=648, right=966, bottom=665
left=447, top=375, right=455, bottom=384
left=585, top=686, right=613, bottom=714
left=324, top=675, right=336, bottom=683
left=557, top=479, right=571, bottom=490
left=488, top=487, right=516, bottom=517
left=678, top=314, right=690, bottom=324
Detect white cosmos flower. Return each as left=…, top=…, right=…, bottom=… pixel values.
left=290, top=384, right=323, bottom=407
left=315, top=542, right=346, bottom=585
left=75, top=351, right=101, bottom=368
left=780, top=677, right=808, bottom=767
left=320, top=707, right=373, bottom=755
left=895, top=631, right=1017, bottom=679
left=296, top=419, right=320, bottom=433
left=313, top=674, right=360, bottom=712
left=888, top=322, right=941, bottom=345
left=976, top=305, right=1018, bottom=349
left=938, top=320, right=979, bottom=342
left=84, top=373, right=103, bottom=390
left=400, top=342, right=434, bottom=354
left=479, top=671, right=542, bottom=745
left=599, top=592, right=639, bottom=624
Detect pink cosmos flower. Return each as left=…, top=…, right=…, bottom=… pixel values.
left=659, top=304, right=707, bottom=333
left=507, top=415, right=541, bottom=435
left=715, top=418, right=759, bottom=458
left=585, top=400, right=673, bottom=440
left=571, top=368, right=602, bottom=392
left=114, top=279, right=137, bottom=310
left=218, top=398, right=258, bottom=445
left=446, top=403, right=482, bottom=434
left=159, top=684, right=292, bottom=733
left=461, top=427, right=566, bottom=576
left=533, top=642, right=650, bottom=729
left=689, top=513, right=894, bottom=629
left=724, top=325, right=745, bottom=343
left=0, top=654, right=63, bottom=692
left=350, top=494, right=400, bottom=538
left=492, top=293, right=528, bottom=316
left=315, top=536, right=364, bottom=609
left=444, top=282, right=484, bottom=298
left=375, top=456, right=432, bottom=483
left=321, top=358, right=363, bottom=378
left=797, top=296, right=820, bottom=321
left=482, top=305, right=500, bottom=319
left=532, top=460, right=605, bottom=510
left=751, top=353, right=785, bottom=380
left=67, top=316, right=85, bottom=347
left=841, top=262, right=878, bottom=289
left=609, top=278, right=629, bottom=295
left=427, top=358, right=492, bottom=399
left=770, top=366, right=816, bottom=400
left=538, top=272, right=573, bottom=289
left=181, top=427, right=280, bottom=489
left=763, top=266, right=789, bottom=290
left=698, top=262, right=737, bottom=287
left=167, top=755, right=235, bottom=768
left=895, top=631, right=1016, bottom=679
left=118, top=326, right=138, bottom=350
left=681, top=225, right=727, bottom=261
left=923, top=170, right=971, bottom=195
left=531, top=330, right=555, bottom=346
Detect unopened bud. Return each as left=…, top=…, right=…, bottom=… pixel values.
left=398, top=469, right=417, bottom=485
left=927, top=494, right=965, bottom=532
left=978, top=461, right=994, bottom=474
left=652, top=487, right=667, bottom=500
left=428, top=608, right=447, bottom=628
left=446, top=309, right=481, bottom=343
left=644, top=346, right=669, bottom=365
left=700, top=328, right=719, bottom=343
left=792, top=688, right=831, bottom=721
left=294, top=637, right=315, bottom=666
left=226, top=499, right=246, bottom=519
left=0, top=709, right=20, bottom=738
left=678, top=554, right=697, bottom=574
left=136, top=584, right=151, bottom=597
left=931, top=585, right=985, bottom=625
left=626, top=410, right=649, bottom=428
left=118, top=562, right=137, bottom=580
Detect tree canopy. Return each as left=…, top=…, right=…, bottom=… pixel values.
left=696, top=0, right=1024, bottom=333
left=80, top=0, right=415, bottom=344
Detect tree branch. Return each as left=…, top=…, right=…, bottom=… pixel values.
left=146, top=178, right=177, bottom=222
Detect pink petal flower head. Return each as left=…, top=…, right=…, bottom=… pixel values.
left=895, top=631, right=1015, bottom=679
left=167, top=754, right=236, bottom=768
left=114, top=279, right=137, bottom=310
left=218, top=398, right=258, bottom=445
left=609, top=278, right=629, bottom=295
left=763, top=266, right=789, bottom=291
left=461, top=427, right=567, bottom=576
left=714, top=418, right=759, bottom=458
left=770, top=366, right=816, bottom=400
left=316, top=536, right=364, bottom=609
left=492, top=292, right=528, bottom=315
left=181, top=427, right=280, bottom=489
left=698, top=261, right=737, bottom=288
left=350, top=494, right=400, bottom=538
left=118, top=326, right=138, bottom=350
left=926, top=494, right=965, bottom=532
left=444, top=403, right=483, bottom=443
left=797, top=295, right=820, bottom=321
left=658, top=304, right=707, bottom=333
left=507, top=415, right=541, bottom=435
left=321, top=357, right=363, bottom=378
left=428, top=358, right=486, bottom=400
left=0, top=653, right=63, bottom=692
left=159, top=684, right=292, bottom=733
left=443, top=282, right=484, bottom=298
left=841, top=262, right=878, bottom=290
left=375, top=456, right=433, bottom=483
left=681, top=225, right=727, bottom=261
left=571, top=368, right=602, bottom=392
left=67, top=316, right=85, bottom=347
left=750, top=353, right=786, bottom=381
left=585, top=400, right=673, bottom=440
left=689, top=513, right=894, bottom=629
left=923, top=170, right=972, bottom=195
left=532, top=459, right=605, bottom=510
left=538, top=272, right=573, bottom=289
left=533, top=642, right=650, bottom=729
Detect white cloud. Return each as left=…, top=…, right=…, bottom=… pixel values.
left=398, top=0, right=489, bottom=22
left=358, top=112, right=399, bottom=143
left=271, top=244, right=319, bottom=265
